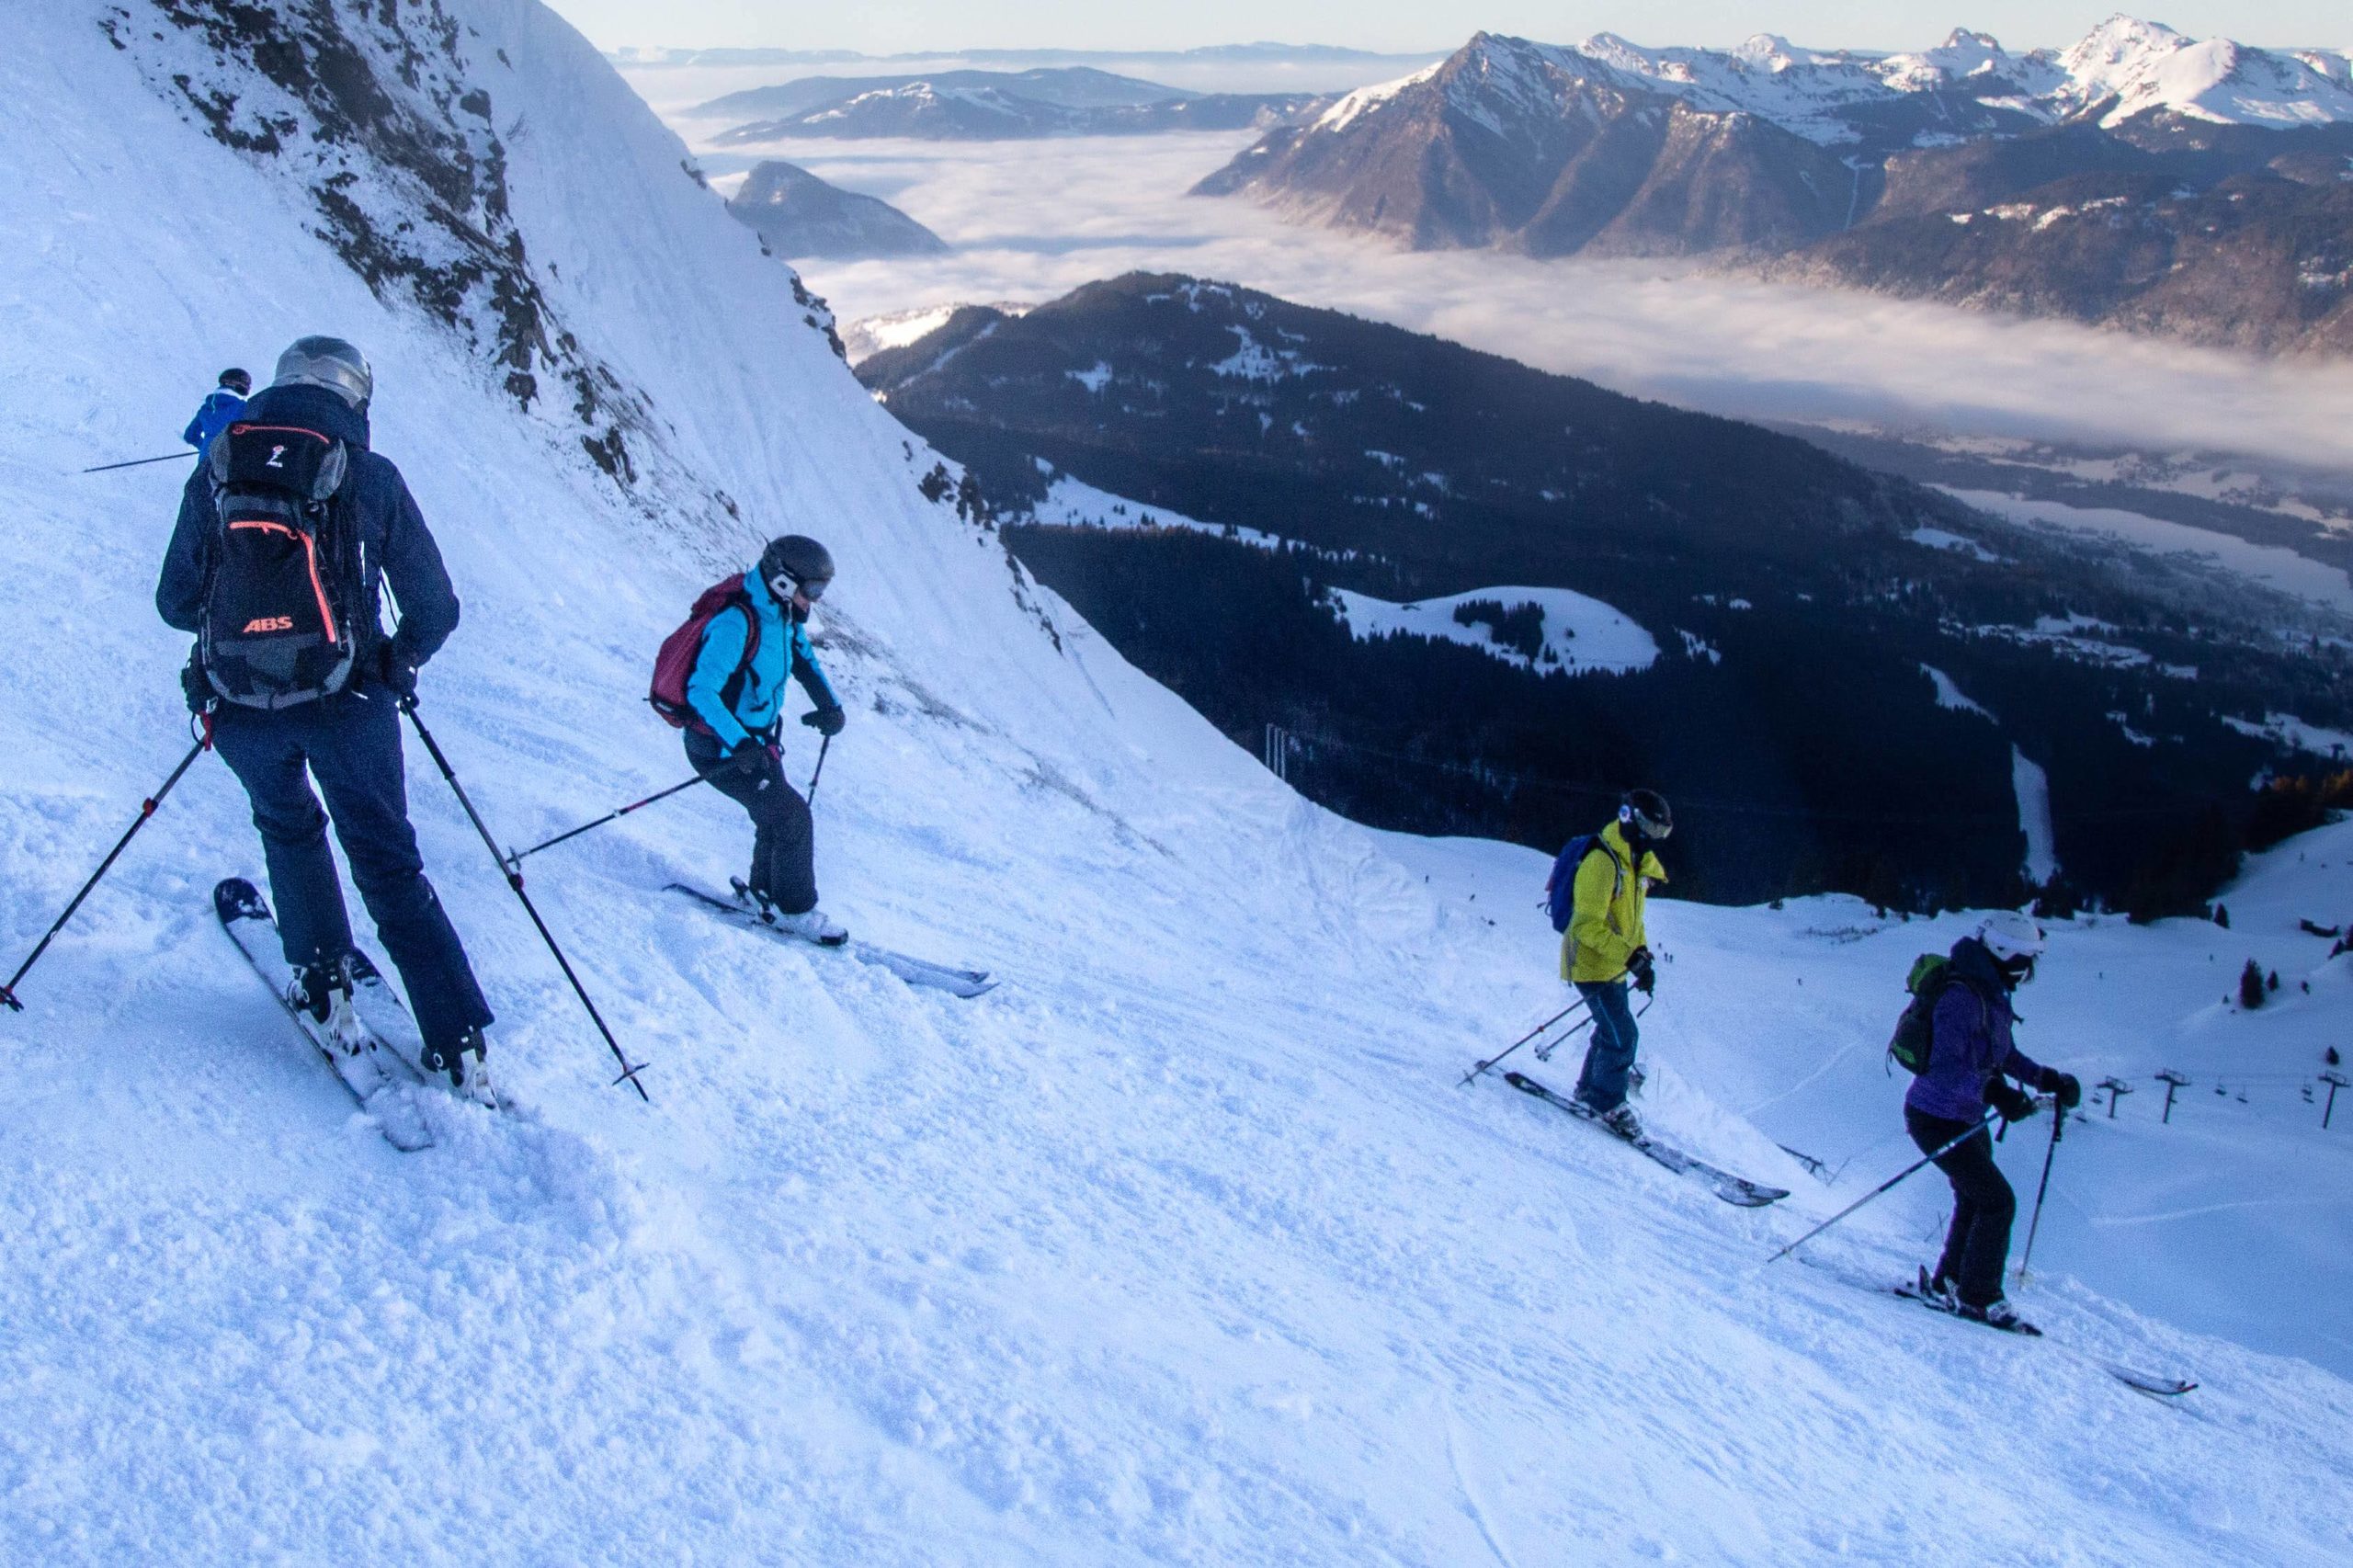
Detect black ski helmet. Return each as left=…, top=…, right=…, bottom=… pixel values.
left=218, top=367, right=252, bottom=395
left=1621, top=789, right=1673, bottom=841
left=272, top=335, right=373, bottom=411
left=760, top=534, right=834, bottom=601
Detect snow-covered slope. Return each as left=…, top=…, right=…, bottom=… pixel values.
left=2, top=5, right=2349, bottom=1562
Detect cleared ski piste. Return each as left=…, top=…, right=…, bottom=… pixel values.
left=0, top=3, right=2348, bottom=1562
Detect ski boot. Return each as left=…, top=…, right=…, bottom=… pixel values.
left=422, top=1026, right=499, bottom=1109
left=290, top=954, right=388, bottom=1092
left=733, top=878, right=848, bottom=946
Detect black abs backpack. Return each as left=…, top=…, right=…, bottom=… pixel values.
left=199, top=421, right=360, bottom=710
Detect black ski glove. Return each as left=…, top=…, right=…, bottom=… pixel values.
left=2040, top=1068, right=2082, bottom=1110
left=722, top=740, right=769, bottom=779
left=374, top=642, right=420, bottom=703
left=802, top=704, right=847, bottom=738
left=1987, top=1079, right=2038, bottom=1127
left=180, top=648, right=213, bottom=714
left=1627, top=947, right=1656, bottom=994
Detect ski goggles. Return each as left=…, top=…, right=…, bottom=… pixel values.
left=769, top=572, right=829, bottom=603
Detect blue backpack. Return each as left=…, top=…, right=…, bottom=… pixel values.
left=1545, top=834, right=1608, bottom=933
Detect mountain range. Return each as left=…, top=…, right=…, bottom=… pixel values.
left=1199, top=17, right=2353, bottom=353
left=724, top=160, right=948, bottom=260
left=859, top=272, right=2350, bottom=912
left=698, top=67, right=1323, bottom=142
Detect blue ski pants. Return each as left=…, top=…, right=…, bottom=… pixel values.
left=211, top=684, right=492, bottom=1053
left=1574, top=979, right=1640, bottom=1113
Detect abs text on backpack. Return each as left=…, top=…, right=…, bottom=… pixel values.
left=649, top=577, right=760, bottom=733
left=199, top=422, right=359, bottom=709
left=1887, top=952, right=1989, bottom=1074
left=1545, top=834, right=1608, bottom=934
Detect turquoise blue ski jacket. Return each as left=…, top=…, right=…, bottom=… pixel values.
left=686, top=568, right=837, bottom=750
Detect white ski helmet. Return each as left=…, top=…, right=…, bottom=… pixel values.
left=1978, top=911, right=2046, bottom=964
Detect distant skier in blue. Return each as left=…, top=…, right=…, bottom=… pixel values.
left=181, top=367, right=251, bottom=453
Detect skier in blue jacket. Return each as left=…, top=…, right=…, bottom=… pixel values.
left=1904, top=911, right=2081, bottom=1326
left=683, top=534, right=848, bottom=944
left=182, top=367, right=251, bottom=453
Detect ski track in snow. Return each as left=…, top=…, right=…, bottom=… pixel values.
left=0, top=5, right=2348, bottom=1564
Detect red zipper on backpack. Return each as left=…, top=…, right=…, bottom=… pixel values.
left=227, top=518, right=340, bottom=641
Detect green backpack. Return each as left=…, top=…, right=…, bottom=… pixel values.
left=1888, top=953, right=1956, bottom=1075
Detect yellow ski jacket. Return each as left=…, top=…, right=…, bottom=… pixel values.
left=1563, top=822, right=1665, bottom=983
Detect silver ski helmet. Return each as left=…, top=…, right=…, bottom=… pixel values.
left=1620, top=789, right=1673, bottom=842
left=1978, top=910, right=2045, bottom=982
left=760, top=534, right=834, bottom=602
left=272, top=335, right=373, bottom=411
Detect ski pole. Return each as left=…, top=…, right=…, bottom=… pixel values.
left=398, top=699, right=651, bottom=1100
left=2, top=723, right=212, bottom=1012
left=80, top=450, right=199, bottom=474
left=1460, top=996, right=1588, bottom=1086
left=1534, top=990, right=1654, bottom=1062
left=1761, top=1110, right=1996, bottom=1267
left=2016, top=1097, right=2065, bottom=1284
left=806, top=733, right=831, bottom=806
left=504, top=775, right=708, bottom=871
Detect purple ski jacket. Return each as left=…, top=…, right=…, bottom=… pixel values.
left=1904, top=937, right=2046, bottom=1123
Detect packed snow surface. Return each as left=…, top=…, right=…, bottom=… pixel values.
left=1326, top=585, right=1658, bottom=674
left=1, top=4, right=2350, bottom=1563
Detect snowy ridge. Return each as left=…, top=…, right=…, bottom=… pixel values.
left=2, top=3, right=2350, bottom=1562
left=1289, top=17, right=2353, bottom=151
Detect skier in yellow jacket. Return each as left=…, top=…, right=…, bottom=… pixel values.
left=1563, top=790, right=1672, bottom=1138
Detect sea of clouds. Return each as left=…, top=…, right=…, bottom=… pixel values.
left=636, top=74, right=2353, bottom=482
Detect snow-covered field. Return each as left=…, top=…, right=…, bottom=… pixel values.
left=1326, top=585, right=1658, bottom=674
left=1, top=4, right=2349, bottom=1562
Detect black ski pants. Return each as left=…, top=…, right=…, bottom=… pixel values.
left=1906, top=1107, right=2017, bottom=1309
left=211, top=684, right=493, bottom=1055
left=685, top=729, right=817, bottom=915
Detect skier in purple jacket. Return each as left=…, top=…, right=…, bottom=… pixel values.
left=1904, top=912, right=2081, bottom=1327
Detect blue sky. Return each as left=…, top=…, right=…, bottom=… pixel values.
left=547, top=2, right=2347, bottom=54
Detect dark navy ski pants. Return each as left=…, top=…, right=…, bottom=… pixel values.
left=1906, top=1107, right=2018, bottom=1309
left=1574, top=979, right=1640, bottom=1112
left=211, top=685, right=492, bottom=1054
left=685, top=729, right=817, bottom=915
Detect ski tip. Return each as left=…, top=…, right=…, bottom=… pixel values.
left=212, top=876, right=266, bottom=922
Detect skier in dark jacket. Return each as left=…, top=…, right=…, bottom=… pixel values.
left=156, top=335, right=495, bottom=1097
left=182, top=368, right=251, bottom=453
left=1905, top=911, right=2081, bottom=1326
left=682, top=534, right=848, bottom=944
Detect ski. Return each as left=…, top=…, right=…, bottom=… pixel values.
left=665, top=882, right=999, bottom=998
left=1892, top=1275, right=2198, bottom=1396
left=1504, top=1071, right=1789, bottom=1207
left=212, top=878, right=435, bottom=1152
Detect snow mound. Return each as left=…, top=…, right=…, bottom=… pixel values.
left=1326, top=585, right=1658, bottom=673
